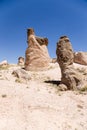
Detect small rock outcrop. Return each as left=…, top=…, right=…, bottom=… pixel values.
left=51, top=58, right=57, bottom=63
left=74, top=52, right=87, bottom=65
left=0, top=60, right=8, bottom=67
left=56, top=36, right=87, bottom=90
left=18, top=57, right=24, bottom=66
left=25, top=28, right=51, bottom=71
left=12, top=69, right=31, bottom=83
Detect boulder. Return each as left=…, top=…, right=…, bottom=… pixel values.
left=61, top=65, right=85, bottom=90
left=56, top=36, right=87, bottom=90
left=25, top=28, right=51, bottom=71
left=74, top=52, right=87, bottom=65
left=12, top=69, right=31, bottom=83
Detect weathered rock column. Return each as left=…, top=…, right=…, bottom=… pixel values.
left=56, top=36, right=74, bottom=71
left=56, top=36, right=87, bottom=90
left=25, top=28, right=50, bottom=71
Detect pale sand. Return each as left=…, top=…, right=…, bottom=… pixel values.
left=0, top=63, right=87, bottom=130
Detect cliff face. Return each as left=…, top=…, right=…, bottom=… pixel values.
left=25, top=28, right=50, bottom=71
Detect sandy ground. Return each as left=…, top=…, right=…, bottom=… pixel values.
left=0, top=63, right=87, bottom=130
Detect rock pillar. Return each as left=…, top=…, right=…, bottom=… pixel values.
left=25, top=28, right=50, bottom=71
left=56, top=36, right=87, bottom=90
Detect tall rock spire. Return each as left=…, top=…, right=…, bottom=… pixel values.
left=25, top=28, right=50, bottom=71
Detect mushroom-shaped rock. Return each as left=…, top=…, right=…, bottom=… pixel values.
left=56, top=36, right=87, bottom=90
left=25, top=28, right=51, bottom=71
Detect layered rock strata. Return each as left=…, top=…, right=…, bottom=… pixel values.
left=25, top=28, right=50, bottom=71
left=56, top=36, right=87, bottom=90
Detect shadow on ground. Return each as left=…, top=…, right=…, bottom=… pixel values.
left=44, top=80, right=61, bottom=86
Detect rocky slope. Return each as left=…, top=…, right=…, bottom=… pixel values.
left=0, top=63, right=87, bottom=130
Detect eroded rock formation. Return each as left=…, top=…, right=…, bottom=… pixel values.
left=56, top=36, right=87, bottom=90
left=12, top=69, right=31, bottom=83
left=74, top=52, right=87, bottom=65
left=56, top=36, right=74, bottom=70
left=25, top=28, right=50, bottom=71
left=0, top=60, right=8, bottom=67
left=18, top=57, right=24, bottom=66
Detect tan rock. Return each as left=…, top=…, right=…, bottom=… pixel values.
left=74, top=52, right=87, bottom=65
left=56, top=36, right=74, bottom=71
left=61, top=65, right=85, bottom=90
left=0, top=60, right=8, bottom=67
left=51, top=58, right=57, bottom=63
left=18, top=57, right=24, bottom=66
left=56, top=36, right=87, bottom=90
left=25, top=28, right=50, bottom=71
left=12, top=69, right=31, bottom=83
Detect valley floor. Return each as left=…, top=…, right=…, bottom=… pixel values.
left=0, top=63, right=87, bottom=130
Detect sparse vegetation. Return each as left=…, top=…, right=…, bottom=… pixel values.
left=0, top=65, right=10, bottom=70
left=80, top=86, right=87, bottom=92
left=75, top=128, right=78, bottom=130
left=15, top=78, right=22, bottom=83
left=0, top=78, right=4, bottom=80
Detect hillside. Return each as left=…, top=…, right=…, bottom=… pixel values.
left=0, top=63, right=87, bottom=130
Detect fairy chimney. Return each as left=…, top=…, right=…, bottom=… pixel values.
left=25, top=28, right=50, bottom=71
left=56, top=36, right=74, bottom=71
left=56, top=36, right=87, bottom=90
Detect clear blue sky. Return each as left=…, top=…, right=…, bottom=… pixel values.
left=0, top=0, right=87, bottom=63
